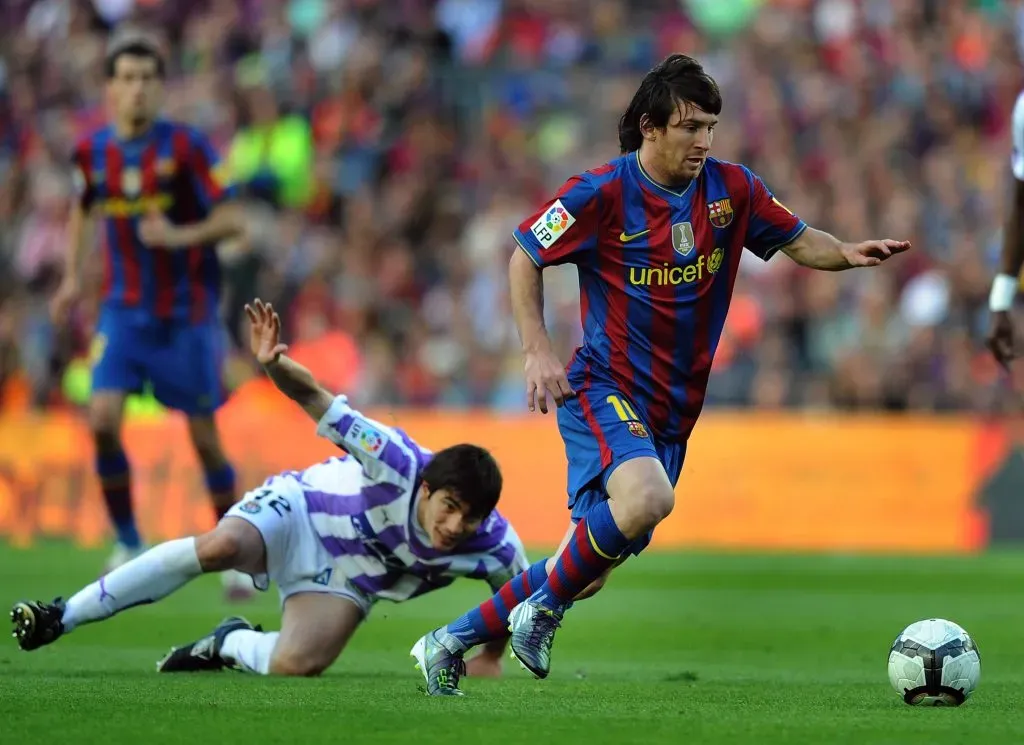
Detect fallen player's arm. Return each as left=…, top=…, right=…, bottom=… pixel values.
left=169, top=201, right=245, bottom=248
left=262, top=353, right=335, bottom=422
left=479, top=637, right=508, bottom=661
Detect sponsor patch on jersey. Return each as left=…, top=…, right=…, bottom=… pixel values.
left=707, top=198, right=733, bottom=228
left=345, top=418, right=386, bottom=458
left=627, top=421, right=649, bottom=439
left=530, top=199, right=576, bottom=249
left=239, top=500, right=261, bottom=514
left=156, top=158, right=177, bottom=176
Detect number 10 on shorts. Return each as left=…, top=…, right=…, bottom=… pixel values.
left=607, top=394, right=639, bottom=421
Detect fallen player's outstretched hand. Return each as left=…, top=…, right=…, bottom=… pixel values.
left=244, top=298, right=288, bottom=365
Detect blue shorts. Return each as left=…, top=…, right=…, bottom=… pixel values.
left=557, top=383, right=686, bottom=556
left=90, top=307, right=227, bottom=416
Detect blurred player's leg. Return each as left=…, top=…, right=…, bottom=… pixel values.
left=160, top=592, right=363, bottom=675
left=186, top=415, right=249, bottom=601
left=89, top=314, right=149, bottom=570
left=10, top=518, right=264, bottom=651
left=89, top=390, right=143, bottom=569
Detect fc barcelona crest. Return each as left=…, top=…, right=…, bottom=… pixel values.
left=627, top=421, right=649, bottom=439
left=671, top=222, right=694, bottom=256
left=707, top=198, right=734, bottom=228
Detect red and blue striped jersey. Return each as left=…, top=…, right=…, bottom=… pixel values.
left=513, top=153, right=806, bottom=442
left=71, top=119, right=237, bottom=322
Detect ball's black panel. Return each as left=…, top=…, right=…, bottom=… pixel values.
left=890, top=632, right=978, bottom=700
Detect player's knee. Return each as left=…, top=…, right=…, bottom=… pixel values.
left=632, top=483, right=675, bottom=529
left=194, top=527, right=245, bottom=572
left=89, top=410, right=122, bottom=449
left=269, top=649, right=328, bottom=677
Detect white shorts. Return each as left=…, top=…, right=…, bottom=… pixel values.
left=223, top=477, right=374, bottom=617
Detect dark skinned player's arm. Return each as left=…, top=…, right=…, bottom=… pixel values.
left=990, top=178, right=1024, bottom=312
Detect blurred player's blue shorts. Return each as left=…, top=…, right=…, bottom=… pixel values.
left=557, top=383, right=686, bottom=556
left=90, top=306, right=227, bottom=416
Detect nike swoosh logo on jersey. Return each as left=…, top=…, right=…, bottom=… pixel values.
left=619, top=229, right=650, bottom=242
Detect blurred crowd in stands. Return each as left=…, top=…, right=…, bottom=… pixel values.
left=1, top=0, right=1023, bottom=414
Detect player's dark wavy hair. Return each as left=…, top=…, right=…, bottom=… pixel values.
left=618, top=54, right=722, bottom=154
left=422, top=444, right=503, bottom=520
left=105, top=38, right=166, bottom=79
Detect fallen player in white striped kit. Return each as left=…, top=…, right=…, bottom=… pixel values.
left=10, top=299, right=528, bottom=678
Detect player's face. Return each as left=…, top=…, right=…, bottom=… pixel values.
left=421, top=488, right=483, bottom=551
left=109, top=55, right=162, bottom=127
left=647, top=103, right=717, bottom=183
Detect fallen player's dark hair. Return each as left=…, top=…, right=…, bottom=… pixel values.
left=422, top=444, right=503, bottom=520
left=105, top=37, right=166, bottom=79
left=618, top=53, right=722, bottom=153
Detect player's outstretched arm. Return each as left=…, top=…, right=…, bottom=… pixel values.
left=780, top=227, right=910, bottom=271
left=245, top=298, right=334, bottom=421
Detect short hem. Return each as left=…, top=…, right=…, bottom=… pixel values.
left=279, top=586, right=373, bottom=619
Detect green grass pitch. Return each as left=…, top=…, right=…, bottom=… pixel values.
left=1, top=542, right=1022, bottom=744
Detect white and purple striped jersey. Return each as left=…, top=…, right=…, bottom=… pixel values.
left=271, top=395, right=528, bottom=604
left=1012, top=90, right=1024, bottom=182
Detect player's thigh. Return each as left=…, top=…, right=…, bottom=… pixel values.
left=194, top=517, right=266, bottom=574
left=148, top=320, right=227, bottom=415
left=270, top=592, right=364, bottom=676
left=221, top=480, right=305, bottom=592
left=557, top=386, right=662, bottom=514
left=89, top=312, right=144, bottom=431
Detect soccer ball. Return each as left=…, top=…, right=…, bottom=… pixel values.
left=887, top=618, right=981, bottom=706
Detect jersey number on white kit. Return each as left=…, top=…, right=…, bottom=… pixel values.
left=244, top=486, right=293, bottom=518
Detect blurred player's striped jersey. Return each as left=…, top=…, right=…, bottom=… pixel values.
left=514, top=153, right=807, bottom=442
left=72, top=119, right=237, bottom=322
left=262, top=396, right=527, bottom=603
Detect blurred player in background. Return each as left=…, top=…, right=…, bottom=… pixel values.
left=413, top=53, right=910, bottom=694
left=11, top=300, right=527, bottom=679
left=50, top=35, right=248, bottom=595
left=987, top=90, right=1024, bottom=367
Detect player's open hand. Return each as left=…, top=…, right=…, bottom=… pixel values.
left=524, top=348, right=574, bottom=414
left=465, top=652, right=503, bottom=678
left=987, top=311, right=1016, bottom=370
left=843, top=239, right=912, bottom=267
left=245, top=298, right=288, bottom=365
left=139, top=207, right=182, bottom=248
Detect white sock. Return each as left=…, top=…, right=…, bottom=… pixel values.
left=62, top=538, right=203, bottom=632
left=220, top=629, right=280, bottom=674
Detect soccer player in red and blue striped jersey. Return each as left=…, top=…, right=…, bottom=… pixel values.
left=50, top=37, right=248, bottom=594
left=412, top=54, right=910, bottom=693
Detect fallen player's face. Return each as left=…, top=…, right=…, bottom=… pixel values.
left=111, top=55, right=162, bottom=126
left=656, top=103, right=716, bottom=183
left=422, top=489, right=482, bottom=551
